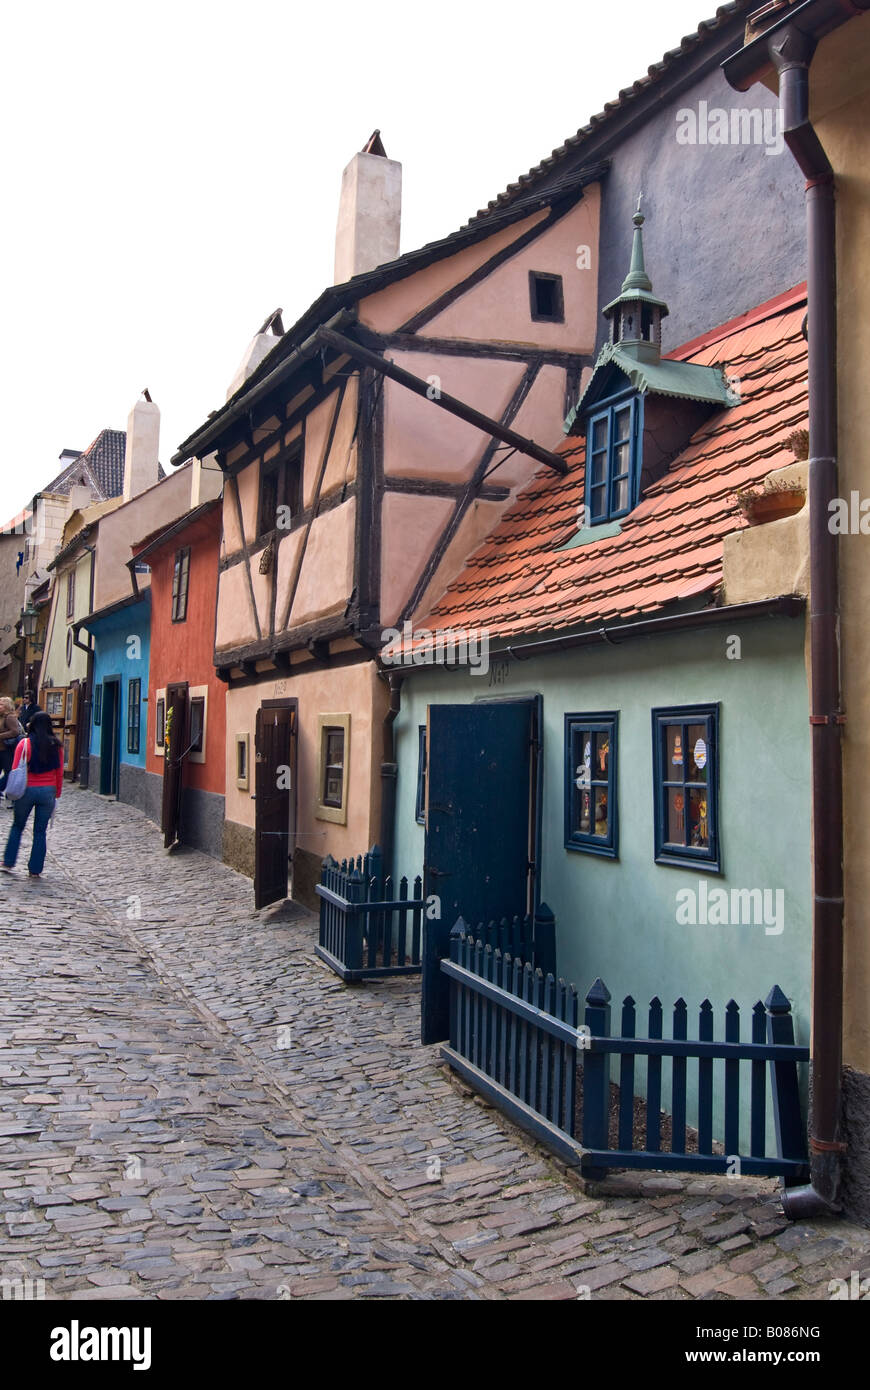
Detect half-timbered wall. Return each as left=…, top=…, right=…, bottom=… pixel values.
left=215, top=376, right=360, bottom=660
left=212, top=182, right=603, bottom=900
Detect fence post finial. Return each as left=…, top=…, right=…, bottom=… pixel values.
left=533, top=900, right=556, bottom=979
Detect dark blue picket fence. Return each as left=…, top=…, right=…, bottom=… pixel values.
left=440, top=921, right=810, bottom=1181
left=316, top=845, right=424, bottom=981
left=441, top=923, right=579, bottom=1163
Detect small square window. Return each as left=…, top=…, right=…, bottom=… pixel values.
left=529, top=271, right=565, bottom=324
left=415, top=725, right=427, bottom=824
left=93, top=684, right=102, bottom=727
left=565, top=713, right=618, bottom=857
left=171, top=547, right=190, bottom=623
left=127, top=678, right=141, bottom=754
left=652, top=704, right=720, bottom=871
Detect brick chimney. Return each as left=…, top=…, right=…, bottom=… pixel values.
left=334, top=131, right=401, bottom=285
left=123, top=393, right=160, bottom=501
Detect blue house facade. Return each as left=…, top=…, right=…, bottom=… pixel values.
left=84, top=592, right=155, bottom=818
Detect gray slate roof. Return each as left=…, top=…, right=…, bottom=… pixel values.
left=43, top=429, right=166, bottom=501
left=45, top=429, right=127, bottom=500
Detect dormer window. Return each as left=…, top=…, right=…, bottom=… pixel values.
left=563, top=207, right=737, bottom=545
left=586, top=395, right=640, bottom=523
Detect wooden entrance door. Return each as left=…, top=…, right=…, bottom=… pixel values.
left=99, top=678, right=121, bottom=797
left=421, top=698, right=542, bottom=1044
left=161, top=682, right=188, bottom=849
left=254, top=700, right=297, bottom=910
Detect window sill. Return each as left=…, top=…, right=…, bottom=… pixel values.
left=654, top=851, right=721, bottom=875
left=315, top=802, right=347, bottom=826
left=565, top=838, right=618, bottom=859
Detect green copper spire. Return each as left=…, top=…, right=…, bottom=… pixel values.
left=621, top=202, right=653, bottom=294
left=601, top=198, right=668, bottom=362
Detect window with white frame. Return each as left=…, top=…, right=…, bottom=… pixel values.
left=315, top=713, right=350, bottom=824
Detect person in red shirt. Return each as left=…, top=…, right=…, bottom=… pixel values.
left=1, top=711, right=63, bottom=879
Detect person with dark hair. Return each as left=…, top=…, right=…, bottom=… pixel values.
left=0, top=711, right=63, bottom=879
left=19, top=690, right=40, bottom=730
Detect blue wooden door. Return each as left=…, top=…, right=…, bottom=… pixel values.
left=421, top=699, right=541, bottom=1043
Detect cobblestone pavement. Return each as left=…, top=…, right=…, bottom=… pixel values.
left=1, top=786, right=869, bottom=1301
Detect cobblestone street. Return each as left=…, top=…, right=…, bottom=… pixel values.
left=1, top=786, right=868, bottom=1302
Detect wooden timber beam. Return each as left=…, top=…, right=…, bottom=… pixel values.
left=315, top=327, right=567, bottom=475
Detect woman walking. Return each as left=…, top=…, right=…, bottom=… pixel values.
left=1, top=711, right=63, bottom=879
left=0, top=696, right=23, bottom=799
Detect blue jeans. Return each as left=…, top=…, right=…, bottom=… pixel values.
left=4, top=786, right=57, bottom=874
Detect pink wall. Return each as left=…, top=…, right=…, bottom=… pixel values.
left=426, top=186, right=600, bottom=350
left=358, top=210, right=549, bottom=333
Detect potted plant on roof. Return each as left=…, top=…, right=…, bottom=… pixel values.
left=735, top=478, right=806, bottom=526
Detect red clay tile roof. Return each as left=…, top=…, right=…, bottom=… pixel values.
left=420, top=284, right=807, bottom=641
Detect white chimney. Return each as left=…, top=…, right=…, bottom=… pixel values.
left=123, top=394, right=160, bottom=501
left=334, top=131, right=401, bottom=285
left=67, top=483, right=92, bottom=516
left=226, top=309, right=285, bottom=401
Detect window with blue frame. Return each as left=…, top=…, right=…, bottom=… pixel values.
left=93, top=684, right=102, bottom=726
left=415, top=725, right=427, bottom=824
left=652, top=704, right=720, bottom=871
left=127, top=678, right=141, bottom=754
left=585, top=394, right=640, bottom=523
left=565, top=712, right=618, bottom=857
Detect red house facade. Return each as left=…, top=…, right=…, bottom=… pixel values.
left=132, top=499, right=225, bottom=856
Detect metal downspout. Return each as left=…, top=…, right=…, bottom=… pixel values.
left=768, top=25, right=844, bottom=1218
left=379, top=671, right=404, bottom=877
left=75, top=543, right=97, bottom=790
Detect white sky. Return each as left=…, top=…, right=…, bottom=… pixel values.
left=1, top=0, right=712, bottom=517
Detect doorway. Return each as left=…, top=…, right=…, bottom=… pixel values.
left=254, top=699, right=298, bottom=909
left=421, top=696, right=542, bottom=1044
left=161, top=682, right=188, bottom=849
left=99, top=677, right=121, bottom=797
